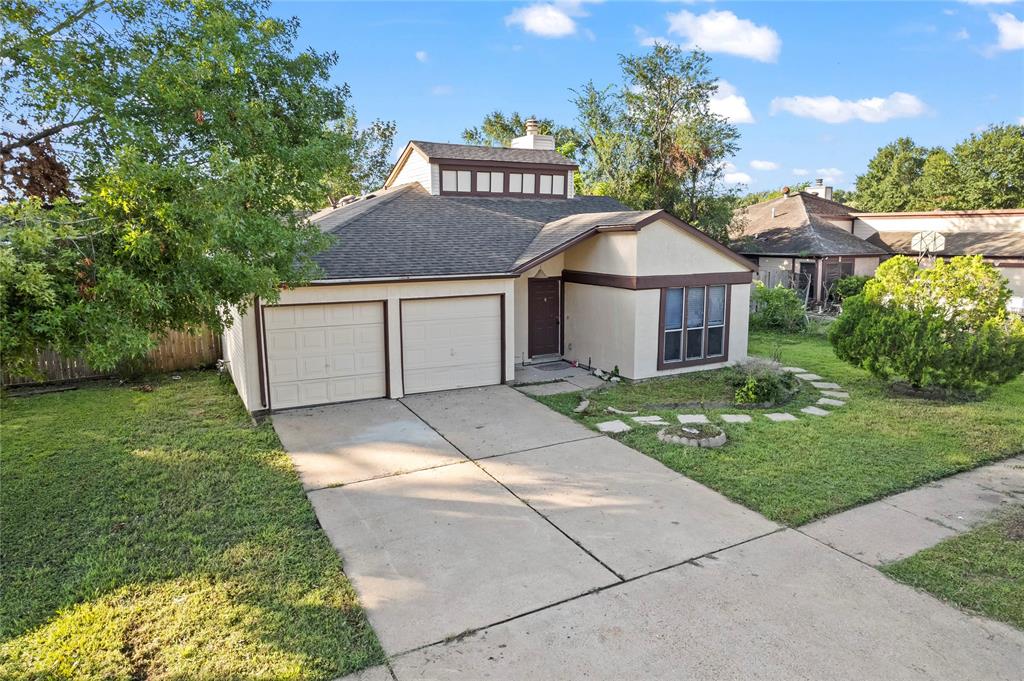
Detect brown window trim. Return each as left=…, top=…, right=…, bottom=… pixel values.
left=656, top=284, right=731, bottom=371
left=438, top=164, right=568, bottom=198
left=563, top=269, right=752, bottom=290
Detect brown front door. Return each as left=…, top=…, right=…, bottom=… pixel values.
left=528, top=278, right=560, bottom=357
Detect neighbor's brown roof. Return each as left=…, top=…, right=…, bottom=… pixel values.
left=871, top=230, right=1024, bottom=258
left=731, top=192, right=888, bottom=257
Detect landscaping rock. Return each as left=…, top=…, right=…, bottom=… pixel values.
left=610, top=376, right=622, bottom=383
left=573, top=399, right=590, bottom=414
left=607, top=406, right=639, bottom=415
left=657, top=427, right=727, bottom=448
left=795, top=373, right=823, bottom=381
left=801, top=406, right=831, bottom=416
left=632, top=416, right=669, bottom=426
left=596, top=419, right=631, bottom=434
left=820, top=390, right=849, bottom=399
left=676, top=414, right=709, bottom=424
left=781, top=366, right=807, bottom=373
left=811, top=381, right=842, bottom=390
left=764, top=413, right=797, bottom=422
left=720, top=414, right=752, bottom=423
left=817, top=398, right=846, bottom=407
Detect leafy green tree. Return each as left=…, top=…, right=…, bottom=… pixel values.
left=0, top=0, right=368, bottom=377
left=919, top=124, right=1024, bottom=209
left=734, top=182, right=811, bottom=209
left=324, top=117, right=396, bottom=207
left=829, top=256, right=1024, bottom=392
left=853, top=137, right=934, bottom=212
left=830, top=188, right=856, bottom=206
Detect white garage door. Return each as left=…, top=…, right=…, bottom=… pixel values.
left=264, top=302, right=386, bottom=409
left=401, top=295, right=502, bottom=394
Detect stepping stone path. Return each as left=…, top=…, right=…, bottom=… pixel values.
left=596, top=419, right=631, bottom=434
left=811, top=381, right=842, bottom=390
left=584, top=365, right=851, bottom=436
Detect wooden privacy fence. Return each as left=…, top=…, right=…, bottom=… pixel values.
left=1, top=328, right=222, bottom=387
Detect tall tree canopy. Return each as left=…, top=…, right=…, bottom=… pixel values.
left=462, top=111, right=580, bottom=159
left=0, top=0, right=386, bottom=377
left=852, top=125, right=1024, bottom=212
left=461, top=45, right=741, bottom=241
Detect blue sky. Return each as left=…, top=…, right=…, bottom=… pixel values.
left=274, top=1, right=1024, bottom=192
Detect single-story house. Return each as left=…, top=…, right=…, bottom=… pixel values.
left=731, top=182, right=887, bottom=303
left=733, top=180, right=1024, bottom=302
left=223, top=120, right=756, bottom=413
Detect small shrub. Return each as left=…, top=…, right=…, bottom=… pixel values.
left=750, top=282, right=807, bottom=332
left=829, top=255, right=1024, bottom=392
left=727, top=358, right=799, bottom=405
left=834, top=275, right=871, bottom=301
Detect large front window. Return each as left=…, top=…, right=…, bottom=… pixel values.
left=661, top=285, right=728, bottom=365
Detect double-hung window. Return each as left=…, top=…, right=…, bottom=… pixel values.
left=661, top=285, right=728, bottom=366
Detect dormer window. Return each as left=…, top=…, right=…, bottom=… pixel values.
left=440, top=164, right=568, bottom=198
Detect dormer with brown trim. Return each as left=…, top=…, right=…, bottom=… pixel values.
left=384, top=121, right=578, bottom=199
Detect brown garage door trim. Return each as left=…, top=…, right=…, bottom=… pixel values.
left=260, top=299, right=390, bottom=412
left=398, top=293, right=506, bottom=396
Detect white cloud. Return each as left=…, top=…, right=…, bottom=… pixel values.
left=750, top=159, right=779, bottom=171
left=415, top=50, right=429, bottom=63
left=505, top=1, right=589, bottom=38
left=665, top=10, right=781, bottom=62
left=770, top=91, right=928, bottom=124
left=431, top=84, right=453, bottom=96
left=816, top=167, right=844, bottom=183
left=1018, top=115, right=1024, bottom=124
left=709, top=80, right=755, bottom=123
left=954, top=28, right=971, bottom=40
left=792, top=168, right=808, bottom=176
left=943, top=8, right=958, bottom=15
left=990, top=12, right=1024, bottom=50
left=724, top=171, right=752, bottom=185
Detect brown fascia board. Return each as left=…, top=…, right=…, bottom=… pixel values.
left=852, top=208, right=1024, bottom=218
left=433, top=158, right=578, bottom=171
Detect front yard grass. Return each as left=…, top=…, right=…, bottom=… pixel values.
left=536, top=332, right=1024, bottom=525
left=882, top=506, right=1024, bottom=630
left=0, top=373, right=384, bottom=680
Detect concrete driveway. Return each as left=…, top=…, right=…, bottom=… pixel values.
left=273, top=386, right=1024, bottom=679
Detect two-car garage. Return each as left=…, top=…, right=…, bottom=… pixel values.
left=261, top=294, right=504, bottom=410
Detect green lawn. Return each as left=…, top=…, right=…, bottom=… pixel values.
left=882, top=506, right=1024, bottom=630
left=537, top=332, right=1024, bottom=525
left=0, top=373, right=383, bottom=680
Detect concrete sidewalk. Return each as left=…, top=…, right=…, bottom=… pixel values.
left=803, top=455, right=1024, bottom=566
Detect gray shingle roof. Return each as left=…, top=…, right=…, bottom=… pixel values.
left=732, top=192, right=888, bottom=257
left=409, top=141, right=577, bottom=167
left=308, top=184, right=641, bottom=280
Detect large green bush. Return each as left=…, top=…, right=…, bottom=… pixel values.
left=834, top=275, right=871, bottom=301
left=829, top=256, right=1024, bottom=392
left=750, top=282, right=807, bottom=332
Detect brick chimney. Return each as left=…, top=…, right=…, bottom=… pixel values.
left=511, top=116, right=555, bottom=151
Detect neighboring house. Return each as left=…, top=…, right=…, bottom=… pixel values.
left=731, top=182, right=887, bottom=303
left=223, top=121, right=756, bottom=413
left=734, top=180, right=1024, bottom=302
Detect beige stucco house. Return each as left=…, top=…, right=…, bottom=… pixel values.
left=223, top=123, right=755, bottom=413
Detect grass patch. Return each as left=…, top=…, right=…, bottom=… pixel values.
left=0, top=372, right=384, bottom=680
left=882, top=506, right=1024, bottom=630
left=536, top=332, right=1024, bottom=526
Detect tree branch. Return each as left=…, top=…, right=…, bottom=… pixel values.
left=0, top=114, right=100, bottom=154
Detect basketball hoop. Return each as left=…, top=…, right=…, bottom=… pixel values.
left=911, top=231, right=945, bottom=264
